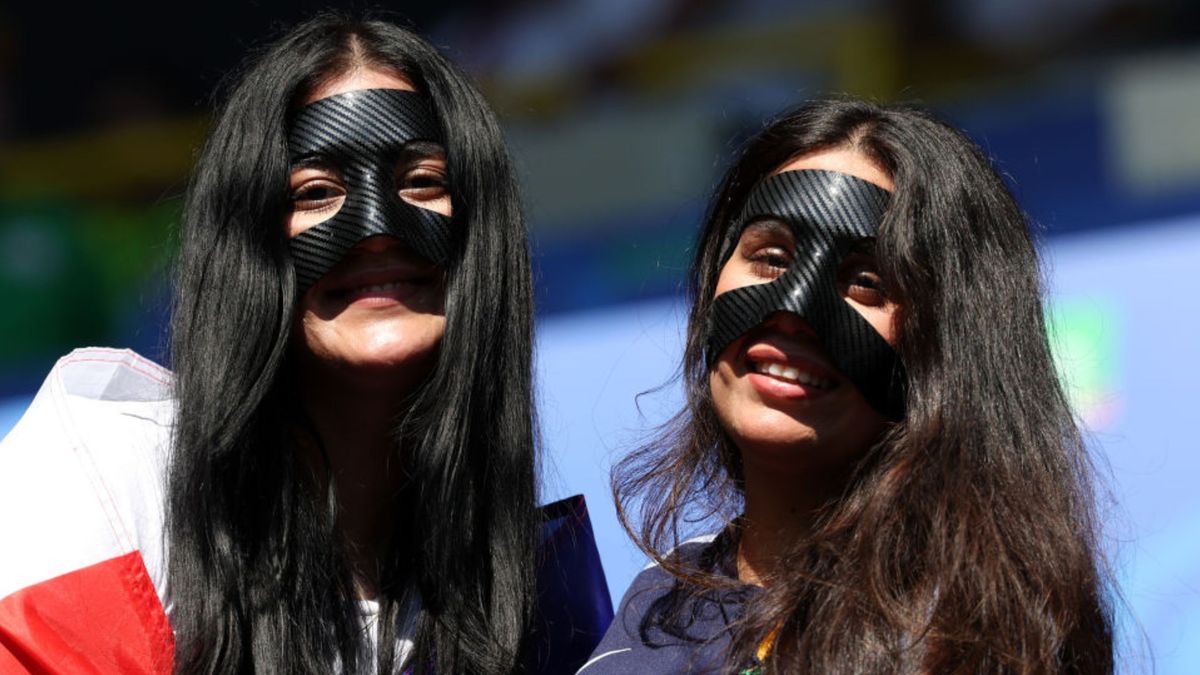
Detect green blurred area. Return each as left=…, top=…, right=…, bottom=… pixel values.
left=1047, top=297, right=1122, bottom=429
left=0, top=197, right=178, bottom=374
left=0, top=194, right=178, bottom=374
left=0, top=113, right=200, bottom=379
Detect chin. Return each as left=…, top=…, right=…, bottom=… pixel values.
left=736, top=431, right=818, bottom=462
left=296, top=319, right=443, bottom=391
left=729, top=407, right=876, bottom=474
left=750, top=406, right=819, bottom=439
left=340, top=337, right=441, bottom=371
left=725, top=409, right=815, bottom=452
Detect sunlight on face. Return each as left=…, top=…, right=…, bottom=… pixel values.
left=709, top=147, right=899, bottom=477
left=288, top=68, right=449, bottom=397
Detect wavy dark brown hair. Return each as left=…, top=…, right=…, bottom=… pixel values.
left=613, top=98, right=1114, bottom=673
left=168, top=14, right=536, bottom=675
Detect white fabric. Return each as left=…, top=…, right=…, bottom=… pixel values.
left=0, top=347, right=173, bottom=603
left=0, top=347, right=418, bottom=668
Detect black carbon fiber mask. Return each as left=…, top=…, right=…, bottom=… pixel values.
left=708, top=169, right=905, bottom=419
left=287, top=88, right=452, bottom=294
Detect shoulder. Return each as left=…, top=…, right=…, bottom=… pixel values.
left=0, top=348, right=175, bottom=603
left=576, top=534, right=728, bottom=675
left=622, top=532, right=721, bottom=618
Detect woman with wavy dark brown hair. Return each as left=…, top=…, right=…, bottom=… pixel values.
left=581, top=98, right=1113, bottom=674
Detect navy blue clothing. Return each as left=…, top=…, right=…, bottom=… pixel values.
left=522, top=495, right=615, bottom=674
left=578, top=534, right=760, bottom=674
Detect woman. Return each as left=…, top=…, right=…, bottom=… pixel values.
left=584, top=99, right=1113, bottom=673
left=0, top=15, right=608, bottom=675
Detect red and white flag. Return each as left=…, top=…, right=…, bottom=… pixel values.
left=0, top=348, right=175, bottom=674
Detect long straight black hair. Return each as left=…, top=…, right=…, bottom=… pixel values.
left=167, top=14, right=537, bottom=674
left=614, top=98, right=1114, bottom=672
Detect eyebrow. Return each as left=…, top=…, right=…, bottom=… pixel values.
left=742, top=217, right=792, bottom=237
left=396, top=141, right=447, bottom=163
left=290, top=154, right=333, bottom=171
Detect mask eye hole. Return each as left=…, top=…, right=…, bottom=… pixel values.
left=396, top=141, right=451, bottom=217
left=287, top=162, right=346, bottom=237
left=736, top=218, right=795, bottom=280
left=293, top=181, right=345, bottom=212
left=836, top=240, right=889, bottom=307
left=835, top=238, right=900, bottom=345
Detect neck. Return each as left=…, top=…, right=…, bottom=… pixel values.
left=736, top=457, right=852, bottom=587
left=297, top=368, right=414, bottom=599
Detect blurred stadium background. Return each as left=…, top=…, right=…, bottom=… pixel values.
left=2, top=1, right=1198, bottom=670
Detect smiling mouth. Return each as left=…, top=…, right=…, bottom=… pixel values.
left=749, top=358, right=837, bottom=390
left=334, top=278, right=427, bottom=303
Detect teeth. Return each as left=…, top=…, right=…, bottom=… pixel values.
left=354, top=281, right=406, bottom=293
left=753, top=360, right=833, bottom=389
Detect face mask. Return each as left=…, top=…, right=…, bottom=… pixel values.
left=287, top=88, right=452, bottom=294
left=708, top=169, right=905, bottom=419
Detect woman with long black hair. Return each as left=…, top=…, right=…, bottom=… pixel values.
left=582, top=98, right=1113, bottom=673
left=0, top=14, right=608, bottom=675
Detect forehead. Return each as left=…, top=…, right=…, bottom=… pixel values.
left=772, top=147, right=894, bottom=192
left=288, top=88, right=442, bottom=159
left=303, top=69, right=418, bottom=105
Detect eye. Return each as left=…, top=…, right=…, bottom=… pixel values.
left=398, top=164, right=449, bottom=201
left=394, top=141, right=452, bottom=216
left=747, top=246, right=792, bottom=279
left=291, top=179, right=345, bottom=213
left=734, top=219, right=795, bottom=280
left=839, top=259, right=888, bottom=307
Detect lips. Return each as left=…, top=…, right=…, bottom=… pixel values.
left=743, top=340, right=842, bottom=400
left=339, top=279, right=425, bottom=305
left=317, top=262, right=438, bottom=306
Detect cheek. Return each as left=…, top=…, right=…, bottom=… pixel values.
left=294, top=294, right=340, bottom=360
left=707, top=340, right=772, bottom=441
left=844, top=300, right=899, bottom=346
left=708, top=354, right=736, bottom=416
left=707, top=356, right=744, bottom=443
left=287, top=205, right=343, bottom=239
left=401, top=193, right=452, bottom=217
left=713, top=258, right=754, bottom=297
left=286, top=212, right=309, bottom=239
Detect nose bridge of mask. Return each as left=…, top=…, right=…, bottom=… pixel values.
left=286, top=88, right=453, bottom=294
left=707, top=169, right=905, bottom=419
